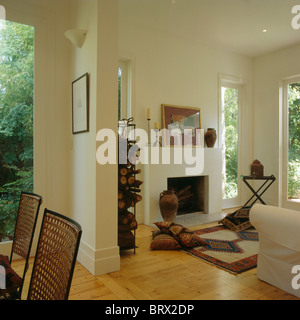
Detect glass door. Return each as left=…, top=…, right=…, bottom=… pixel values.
left=220, top=83, right=242, bottom=209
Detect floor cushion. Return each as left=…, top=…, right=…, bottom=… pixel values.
left=219, top=206, right=253, bottom=231
left=154, top=222, right=207, bottom=248
left=150, top=230, right=181, bottom=250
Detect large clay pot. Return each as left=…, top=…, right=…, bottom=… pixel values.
left=205, top=128, right=217, bottom=148
left=159, top=190, right=178, bottom=222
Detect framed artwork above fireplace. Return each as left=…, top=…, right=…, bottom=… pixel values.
left=161, top=104, right=201, bottom=146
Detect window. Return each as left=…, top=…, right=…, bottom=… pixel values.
left=219, top=77, right=243, bottom=208
left=222, top=86, right=239, bottom=199
left=282, top=77, right=300, bottom=208
left=0, top=20, right=34, bottom=241
left=287, top=81, right=300, bottom=201
left=118, top=60, right=132, bottom=121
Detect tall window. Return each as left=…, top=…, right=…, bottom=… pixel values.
left=118, top=60, right=132, bottom=121
left=222, top=87, right=239, bottom=199
left=286, top=80, right=300, bottom=202
left=219, top=78, right=242, bottom=208
left=0, top=20, right=34, bottom=241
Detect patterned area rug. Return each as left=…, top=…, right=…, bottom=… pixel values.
left=184, top=225, right=259, bottom=274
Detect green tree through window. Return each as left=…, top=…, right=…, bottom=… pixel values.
left=222, top=87, right=239, bottom=199
left=288, top=82, right=300, bottom=200
left=0, top=20, right=34, bottom=241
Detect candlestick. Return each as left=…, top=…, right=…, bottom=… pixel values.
left=147, top=108, right=151, bottom=120
left=146, top=119, right=150, bottom=146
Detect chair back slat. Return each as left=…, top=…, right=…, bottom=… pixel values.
left=11, top=192, right=42, bottom=261
left=0, top=191, right=42, bottom=299
left=27, top=209, right=82, bottom=300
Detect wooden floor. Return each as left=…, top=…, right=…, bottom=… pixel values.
left=13, top=221, right=299, bottom=300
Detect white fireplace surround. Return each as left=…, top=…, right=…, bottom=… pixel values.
left=142, top=147, right=223, bottom=225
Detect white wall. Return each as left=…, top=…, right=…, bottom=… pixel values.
left=253, top=44, right=300, bottom=209
left=119, top=13, right=254, bottom=222
left=68, top=0, right=98, bottom=273
left=68, top=0, right=120, bottom=275
left=95, top=0, right=120, bottom=275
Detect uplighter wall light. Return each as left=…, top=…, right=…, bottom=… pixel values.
left=65, top=29, right=87, bottom=48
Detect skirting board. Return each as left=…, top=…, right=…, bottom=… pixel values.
left=77, top=240, right=120, bottom=276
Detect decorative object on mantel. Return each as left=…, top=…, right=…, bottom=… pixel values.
left=153, top=122, right=162, bottom=147
left=118, top=118, right=143, bottom=252
left=250, top=159, right=264, bottom=178
left=159, top=190, right=178, bottom=222
left=204, top=128, right=217, bottom=148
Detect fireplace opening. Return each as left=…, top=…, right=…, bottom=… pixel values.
left=167, top=176, right=207, bottom=215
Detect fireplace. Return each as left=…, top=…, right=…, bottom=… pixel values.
left=143, top=148, right=222, bottom=225
left=167, top=176, right=208, bottom=215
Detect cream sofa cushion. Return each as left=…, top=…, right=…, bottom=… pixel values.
left=250, top=204, right=300, bottom=298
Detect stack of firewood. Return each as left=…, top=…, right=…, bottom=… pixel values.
left=169, top=185, right=195, bottom=213
left=118, top=136, right=143, bottom=250
left=177, top=185, right=193, bottom=209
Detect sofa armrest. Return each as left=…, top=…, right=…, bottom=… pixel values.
left=249, top=204, right=300, bottom=252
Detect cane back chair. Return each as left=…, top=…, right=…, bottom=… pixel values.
left=0, top=192, right=42, bottom=299
left=27, top=208, right=82, bottom=300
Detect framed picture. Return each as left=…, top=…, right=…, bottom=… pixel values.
left=72, top=73, right=89, bottom=134
left=161, top=104, right=201, bottom=146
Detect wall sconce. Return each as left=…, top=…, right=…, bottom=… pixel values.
left=65, top=29, right=87, bottom=48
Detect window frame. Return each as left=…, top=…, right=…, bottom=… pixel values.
left=118, top=59, right=133, bottom=121
left=280, top=76, right=300, bottom=210
left=219, top=75, right=244, bottom=209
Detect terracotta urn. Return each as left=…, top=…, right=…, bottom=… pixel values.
left=205, top=128, right=217, bottom=148
left=159, top=190, right=178, bottom=222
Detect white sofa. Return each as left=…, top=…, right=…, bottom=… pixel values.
left=249, top=203, right=300, bottom=298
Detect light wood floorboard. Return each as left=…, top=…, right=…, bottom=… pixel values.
left=10, top=222, right=300, bottom=300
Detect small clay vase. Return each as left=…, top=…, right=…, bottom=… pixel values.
left=251, top=159, right=264, bottom=178
left=159, top=190, right=178, bottom=222
left=205, top=128, right=217, bottom=148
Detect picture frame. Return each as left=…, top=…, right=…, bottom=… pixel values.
left=161, top=104, right=201, bottom=146
left=72, top=73, right=89, bottom=134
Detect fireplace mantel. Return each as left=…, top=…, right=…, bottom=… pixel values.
left=142, top=147, right=223, bottom=225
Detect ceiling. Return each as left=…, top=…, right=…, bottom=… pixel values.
left=119, top=0, right=300, bottom=58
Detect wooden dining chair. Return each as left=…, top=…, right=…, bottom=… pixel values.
left=0, top=192, right=42, bottom=300
left=27, top=208, right=82, bottom=300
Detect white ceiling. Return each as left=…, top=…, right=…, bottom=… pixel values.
left=119, top=0, right=300, bottom=58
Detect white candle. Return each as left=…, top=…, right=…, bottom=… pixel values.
left=154, top=122, right=159, bottom=129
left=147, top=108, right=151, bottom=119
